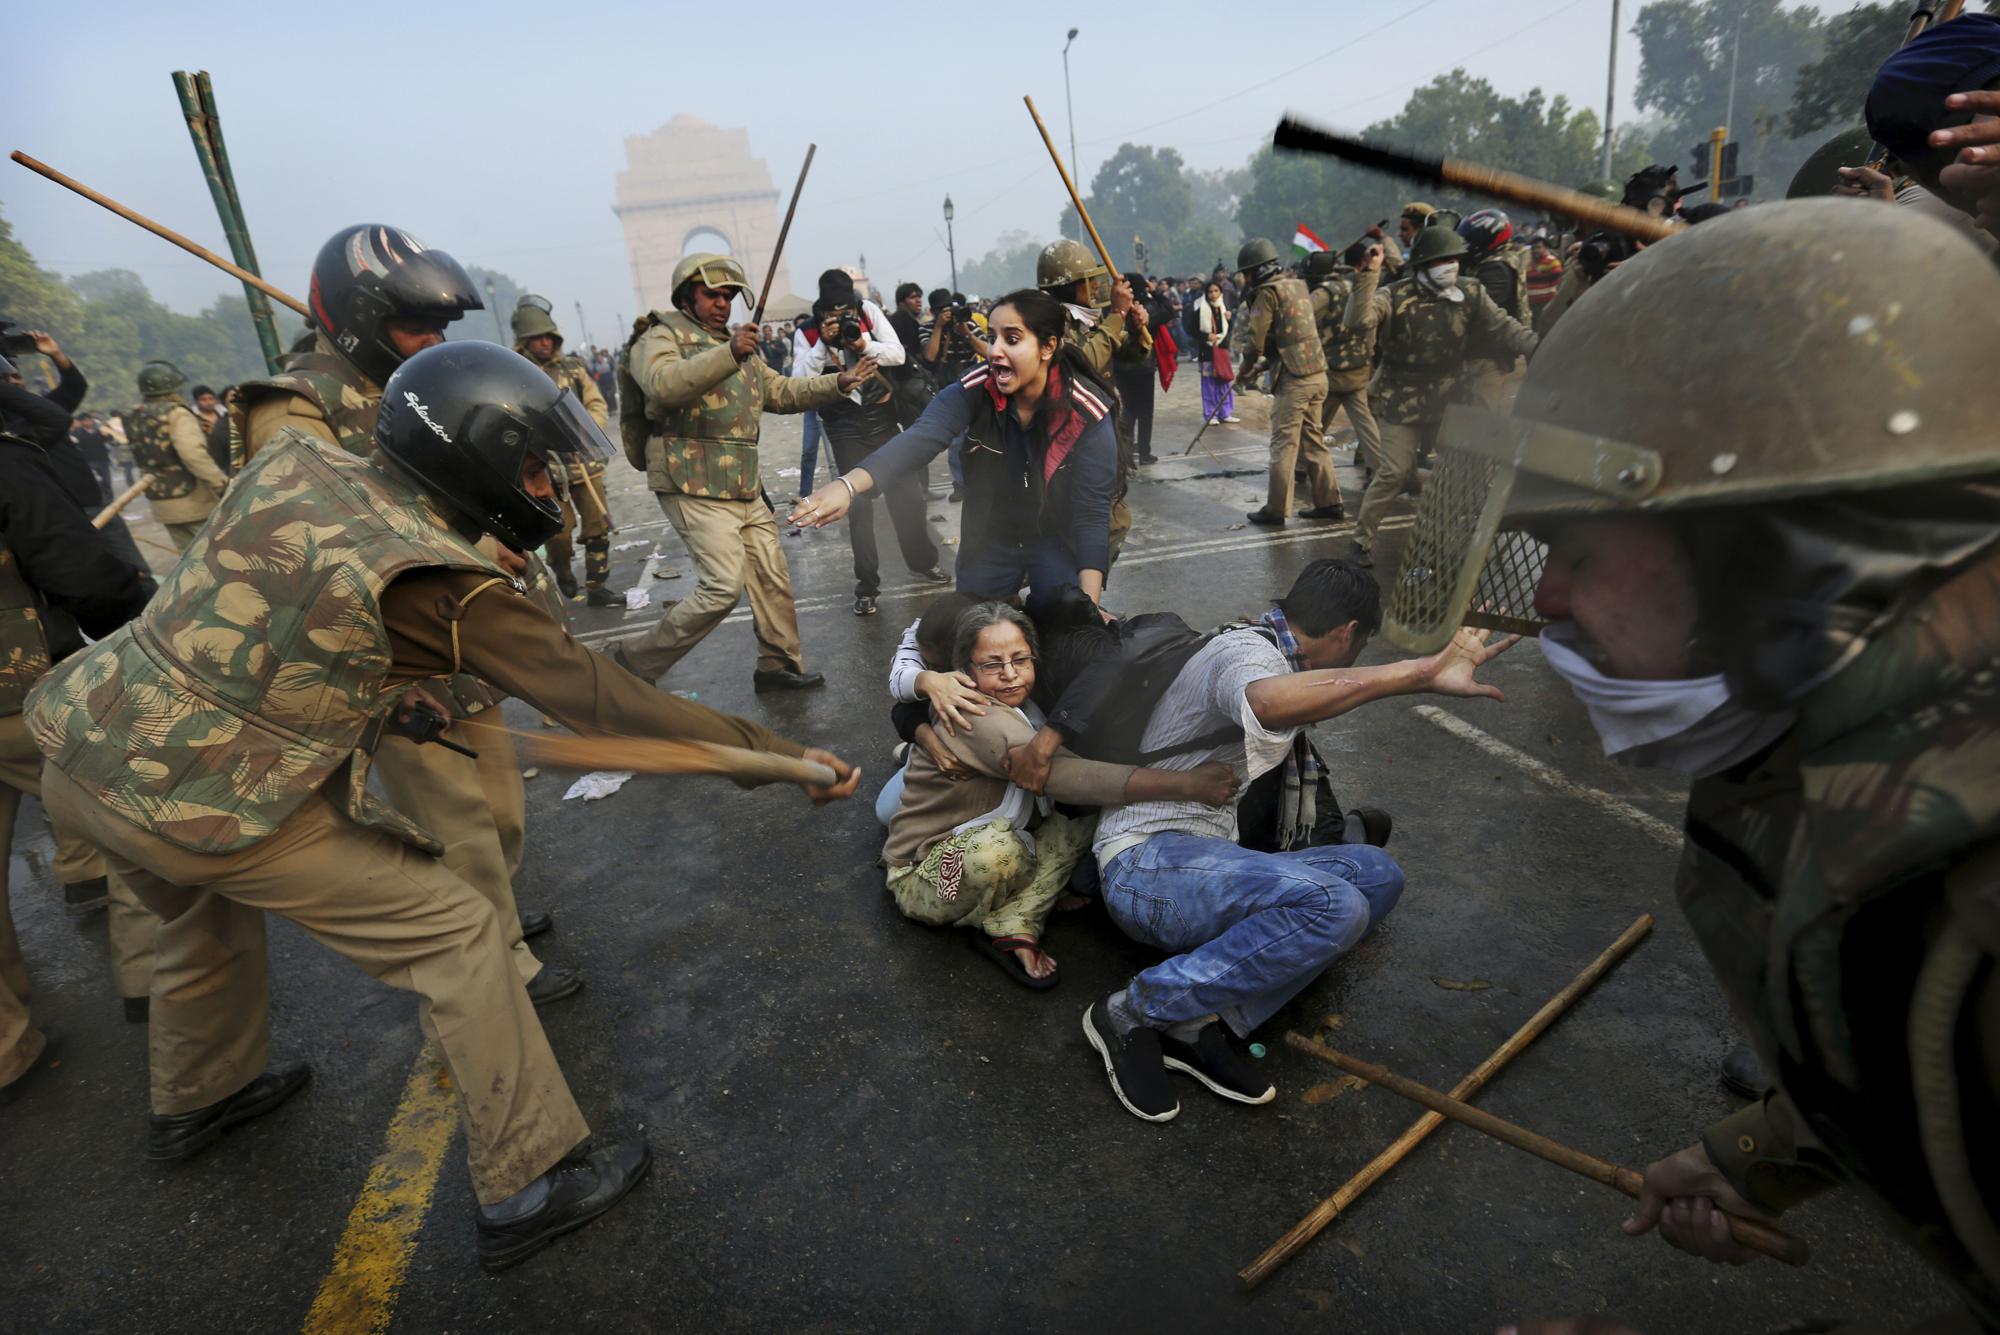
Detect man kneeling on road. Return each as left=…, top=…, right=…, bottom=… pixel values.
left=1074, top=559, right=1517, bottom=1122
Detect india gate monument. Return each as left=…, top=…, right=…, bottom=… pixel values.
left=614, top=115, right=810, bottom=320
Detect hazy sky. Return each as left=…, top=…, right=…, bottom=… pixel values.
left=5, top=0, right=1851, bottom=340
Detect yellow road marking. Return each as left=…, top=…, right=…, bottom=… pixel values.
left=302, top=1046, right=457, bottom=1335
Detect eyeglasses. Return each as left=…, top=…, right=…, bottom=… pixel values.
left=970, top=654, right=1037, bottom=676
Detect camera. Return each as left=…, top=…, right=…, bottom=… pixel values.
left=0, top=321, right=37, bottom=358
left=950, top=300, right=973, bottom=326
left=834, top=313, right=864, bottom=345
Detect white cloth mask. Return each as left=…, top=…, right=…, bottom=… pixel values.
left=1539, top=622, right=1795, bottom=777
left=1419, top=261, right=1464, bottom=299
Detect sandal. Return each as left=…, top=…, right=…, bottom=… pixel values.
left=967, top=931, right=1060, bottom=990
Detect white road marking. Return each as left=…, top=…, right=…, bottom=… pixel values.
left=1411, top=705, right=1683, bottom=849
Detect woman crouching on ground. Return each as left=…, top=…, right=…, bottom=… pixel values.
left=788, top=288, right=1118, bottom=603
left=881, top=602, right=1235, bottom=987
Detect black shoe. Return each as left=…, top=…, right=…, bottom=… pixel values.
left=552, top=565, right=579, bottom=600
left=63, top=877, right=109, bottom=915
left=519, top=909, right=554, bottom=940
left=753, top=668, right=826, bottom=693
left=1137, top=453, right=1158, bottom=465
left=853, top=595, right=878, bottom=616
left=124, top=996, right=150, bottom=1024
left=148, top=1063, right=311, bottom=1161
left=1297, top=504, right=1346, bottom=521
left=1082, top=998, right=1179, bottom=1123
left=1342, top=807, right=1394, bottom=849
left=526, top=966, right=584, bottom=1007
left=947, top=488, right=963, bottom=503
left=1245, top=508, right=1286, bottom=527
left=1348, top=541, right=1374, bottom=569
left=0, top=1029, right=61, bottom=1107
left=1720, top=1044, right=1770, bottom=1100
left=584, top=586, right=623, bottom=608
left=1161, top=1023, right=1276, bottom=1105
left=475, top=1137, right=653, bottom=1272
left=918, top=566, right=953, bottom=584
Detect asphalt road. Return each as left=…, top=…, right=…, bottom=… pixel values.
left=2, top=369, right=1952, bottom=1333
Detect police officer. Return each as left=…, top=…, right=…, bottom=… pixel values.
left=512, top=295, right=617, bottom=606
left=128, top=360, right=230, bottom=551
left=1229, top=237, right=1337, bottom=527
left=1455, top=208, right=1533, bottom=412
left=1417, top=200, right=2000, bottom=1333
left=1303, top=244, right=1383, bottom=489
left=2, top=426, right=159, bottom=1099
left=611, top=253, right=873, bottom=689
left=1037, top=238, right=1151, bottom=564
left=29, top=342, right=860, bottom=1268
left=231, top=225, right=573, bottom=1005
left=1343, top=224, right=1536, bottom=568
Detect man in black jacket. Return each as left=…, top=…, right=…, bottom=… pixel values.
left=0, top=337, right=150, bottom=574
left=2, top=430, right=159, bottom=1100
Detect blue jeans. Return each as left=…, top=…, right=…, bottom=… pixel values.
left=954, top=537, right=1079, bottom=600
left=1102, top=835, right=1404, bottom=1036
left=874, top=761, right=906, bottom=828
left=800, top=410, right=822, bottom=495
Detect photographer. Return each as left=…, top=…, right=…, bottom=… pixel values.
left=922, top=288, right=988, bottom=381
left=799, top=274, right=949, bottom=615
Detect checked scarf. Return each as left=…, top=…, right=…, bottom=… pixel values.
left=1258, top=605, right=1321, bottom=851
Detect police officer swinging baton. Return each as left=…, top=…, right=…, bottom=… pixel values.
left=1269, top=115, right=1679, bottom=245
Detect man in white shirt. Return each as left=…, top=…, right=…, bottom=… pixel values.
left=1081, top=559, right=1518, bottom=1122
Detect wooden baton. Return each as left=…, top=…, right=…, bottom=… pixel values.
left=1239, top=913, right=1653, bottom=1289
left=91, top=473, right=155, bottom=529
left=751, top=144, right=815, bottom=327
left=1286, top=1033, right=1812, bottom=1267
left=12, top=150, right=310, bottom=316
left=1023, top=96, right=1122, bottom=282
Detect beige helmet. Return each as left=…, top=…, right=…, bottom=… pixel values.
left=1037, top=237, right=1112, bottom=308
left=671, top=253, right=750, bottom=307
left=510, top=294, right=561, bottom=344
left=1401, top=201, right=1436, bottom=224
left=1382, top=198, right=2000, bottom=653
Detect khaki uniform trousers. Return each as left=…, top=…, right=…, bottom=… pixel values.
left=373, top=725, right=538, bottom=985
left=1324, top=385, right=1383, bottom=475
left=164, top=521, right=207, bottom=551
left=41, top=765, right=589, bottom=1205
left=617, top=492, right=803, bottom=680
left=2, top=713, right=159, bottom=1087
left=1266, top=369, right=1335, bottom=516
left=1354, top=416, right=1442, bottom=551
left=547, top=468, right=612, bottom=579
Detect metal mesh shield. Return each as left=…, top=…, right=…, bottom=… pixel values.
left=1382, top=445, right=1548, bottom=653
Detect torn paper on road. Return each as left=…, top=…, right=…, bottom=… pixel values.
left=562, top=771, right=636, bottom=801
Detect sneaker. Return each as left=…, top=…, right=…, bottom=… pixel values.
left=918, top=566, right=953, bottom=584
left=1082, top=997, right=1179, bottom=1123
left=1161, top=1023, right=1276, bottom=1105
left=1222, top=415, right=1241, bottom=424
left=853, top=595, right=878, bottom=616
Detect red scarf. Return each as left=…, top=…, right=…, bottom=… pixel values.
left=979, top=363, right=1087, bottom=484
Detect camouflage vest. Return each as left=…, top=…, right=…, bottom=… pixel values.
left=1265, top=276, right=1328, bottom=378
left=0, top=536, right=50, bottom=717
left=229, top=339, right=381, bottom=471
left=523, top=348, right=606, bottom=482
left=1312, top=273, right=1374, bottom=374
left=127, top=399, right=202, bottom=500
left=1370, top=276, right=1482, bottom=424
left=24, top=427, right=506, bottom=855
left=643, top=310, right=764, bottom=501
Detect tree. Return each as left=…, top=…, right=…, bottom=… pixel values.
left=1059, top=144, right=1194, bottom=272
left=1786, top=1, right=1903, bottom=136
left=959, top=230, right=1044, bottom=299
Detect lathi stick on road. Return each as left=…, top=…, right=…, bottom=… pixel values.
left=1239, top=913, right=1653, bottom=1289
left=456, top=718, right=837, bottom=789
left=1286, top=1032, right=1813, bottom=1268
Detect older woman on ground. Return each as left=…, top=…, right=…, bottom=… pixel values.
left=882, top=603, right=1234, bottom=988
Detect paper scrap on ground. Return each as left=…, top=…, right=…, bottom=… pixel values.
left=563, top=771, right=635, bottom=801
left=612, top=539, right=651, bottom=552
left=625, top=552, right=662, bottom=609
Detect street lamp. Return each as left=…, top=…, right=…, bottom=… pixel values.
left=943, top=195, right=958, bottom=293
left=1062, top=27, right=1079, bottom=241
left=484, top=278, right=504, bottom=342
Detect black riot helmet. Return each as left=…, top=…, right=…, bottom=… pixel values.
left=1456, top=208, right=1513, bottom=262
left=308, top=224, right=483, bottom=388
left=374, top=342, right=612, bottom=550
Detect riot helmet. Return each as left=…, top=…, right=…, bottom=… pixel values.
left=1427, top=208, right=1464, bottom=233
left=375, top=342, right=613, bottom=551
left=1302, top=249, right=1340, bottom=281
left=137, top=360, right=187, bottom=396
left=1405, top=225, right=1468, bottom=268
left=1036, top=238, right=1112, bottom=308
left=308, top=225, right=482, bottom=389
left=511, top=294, right=561, bottom=344
left=1457, top=209, right=1513, bottom=261
left=1236, top=236, right=1284, bottom=288
left=1382, top=199, right=2000, bottom=707
left=671, top=253, right=749, bottom=313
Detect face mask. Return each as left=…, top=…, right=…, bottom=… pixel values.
left=1419, top=261, right=1463, bottom=299
left=1538, top=622, right=1795, bottom=777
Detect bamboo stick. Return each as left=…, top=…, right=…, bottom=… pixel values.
left=1239, top=914, right=1654, bottom=1289
left=1023, top=96, right=1121, bottom=280
left=91, top=474, right=155, bottom=528
left=751, top=145, right=815, bottom=326
left=1287, top=1034, right=1812, bottom=1268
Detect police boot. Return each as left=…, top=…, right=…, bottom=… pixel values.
left=475, top=1137, right=653, bottom=1272
left=1719, top=1044, right=1770, bottom=1100
left=148, top=1063, right=312, bottom=1161
left=550, top=560, right=579, bottom=601
left=583, top=538, right=621, bottom=607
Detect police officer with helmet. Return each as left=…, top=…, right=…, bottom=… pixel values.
left=1230, top=236, right=1340, bottom=527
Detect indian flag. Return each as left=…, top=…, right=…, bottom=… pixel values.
left=1291, top=223, right=1328, bottom=257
